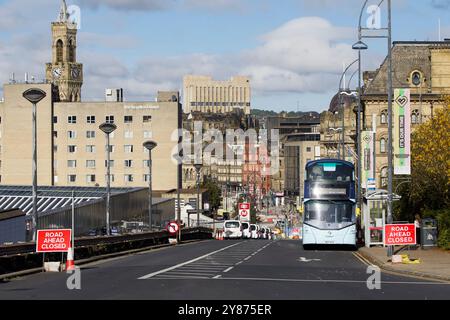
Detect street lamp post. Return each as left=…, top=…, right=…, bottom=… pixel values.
left=354, top=0, right=393, bottom=257
left=23, top=88, right=46, bottom=241
left=173, top=151, right=182, bottom=242
left=143, top=141, right=158, bottom=230
left=194, top=163, right=203, bottom=227
left=99, top=122, right=117, bottom=236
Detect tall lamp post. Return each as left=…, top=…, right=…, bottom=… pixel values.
left=194, top=163, right=203, bottom=227
left=172, top=151, right=182, bottom=242
left=143, top=141, right=158, bottom=230
left=354, top=0, right=393, bottom=256
left=99, top=122, right=117, bottom=236
left=23, top=88, right=46, bottom=241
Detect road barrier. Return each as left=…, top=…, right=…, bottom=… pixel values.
left=0, top=227, right=212, bottom=276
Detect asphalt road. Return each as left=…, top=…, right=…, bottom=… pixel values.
left=0, top=239, right=449, bottom=300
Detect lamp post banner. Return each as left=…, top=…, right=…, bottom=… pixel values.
left=394, top=89, right=411, bottom=175
left=361, top=131, right=375, bottom=189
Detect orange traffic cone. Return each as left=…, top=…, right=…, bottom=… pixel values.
left=66, top=245, right=75, bottom=271
left=219, top=230, right=224, bottom=241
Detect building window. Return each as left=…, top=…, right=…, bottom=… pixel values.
left=143, top=174, right=150, bottom=182
left=143, top=115, right=152, bottom=123
left=306, top=147, right=312, bottom=152
left=86, top=131, right=95, bottom=138
left=68, top=131, right=77, bottom=139
left=124, top=174, right=134, bottom=183
left=106, top=115, right=115, bottom=124
left=86, top=160, right=96, bottom=168
left=56, top=39, right=63, bottom=63
left=53, top=116, right=58, bottom=124
left=87, top=116, right=96, bottom=124
left=143, top=160, right=150, bottom=168
left=124, top=131, right=133, bottom=139
left=68, top=145, right=77, bottom=153
left=67, top=160, right=77, bottom=168
left=124, top=116, right=133, bottom=123
left=105, top=145, right=115, bottom=153
left=68, top=175, right=76, bottom=183
left=380, top=138, right=387, bottom=153
left=53, top=131, right=58, bottom=138
left=86, top=145, right=96, bottom=153
left=124, top=145, right=134, bottom=153
left=381, top=167, right=388, bottom=188
left=412, top=109, right=420, bottom=124
left=380, top=110, right=388, bottom=124
left=124, top=160, right=133, bottom=168
left=143, top=131, right=152, bottom=139
left=68, top=116, right=77, bottom=124
left=105, top=160, right=114, bottom=168
left=105, top=174, right=115, bottom=183
left=86, top=175, right=96, bottom=183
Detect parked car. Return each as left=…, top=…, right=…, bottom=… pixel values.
left=241, top=222, right=251, bottom=239
left=223, top=220, right=242, bottom=239
left=250, top=224, right=259, bottom=239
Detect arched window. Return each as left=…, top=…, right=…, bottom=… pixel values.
left=381, top=167, right=388, bottom=188
left=380, top=138, right=386, bottom=153
left=56, top=40, right=63, bottom=63
left=411, top=109, right=420, bottom=124
left=380, top=109, right=388, bottom=124
left=68, top=39, right=75, bottom=62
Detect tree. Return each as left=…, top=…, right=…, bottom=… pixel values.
left=408, top=105, right=450, bottom=212
left=201, top=177, right=222, bottom=214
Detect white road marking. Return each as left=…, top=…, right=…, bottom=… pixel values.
left=138, top=241, right=244, bottom=279
left=244, top=256, right=252, bottom=261
left=214, top=277, right=450, bottom=285
left=223, top=267, right=234, bottom=273
left=213, top=275, right=222, bottom=279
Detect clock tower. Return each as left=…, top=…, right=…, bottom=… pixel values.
left=46, top=0, right=83, bottom=102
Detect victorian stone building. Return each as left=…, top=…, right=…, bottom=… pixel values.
left=362, top=41, right=450, bottom=189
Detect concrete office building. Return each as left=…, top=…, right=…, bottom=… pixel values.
left=0, top=1, right=181, bottom=191
left=183, top=75, right=251, bottom=115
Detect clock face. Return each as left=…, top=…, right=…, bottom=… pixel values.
left=53, top=68, right=62, bottom=79
left=71, top=67, right=80, bottom=79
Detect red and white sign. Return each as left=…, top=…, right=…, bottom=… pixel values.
left=239, top=203, right=250, bottom=221
left=384, top=224, right=416, bottom=246
left=167, top=222, right=179, bottom=235
left=36, top=229, right=72, bottom=253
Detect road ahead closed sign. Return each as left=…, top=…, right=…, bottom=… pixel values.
left=239, top=203, right=250, bottom=222
left=36, top=229, right=72, bottom=253
left=384, top=224, right=416, bottom=246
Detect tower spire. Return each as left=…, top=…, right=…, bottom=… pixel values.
left=59, top=0, right=70, bottom=22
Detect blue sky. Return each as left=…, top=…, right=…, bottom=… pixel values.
left=0, top=0, right=449, bottom=112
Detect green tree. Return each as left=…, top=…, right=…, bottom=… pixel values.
left=201, top=177, right=222, bottom=214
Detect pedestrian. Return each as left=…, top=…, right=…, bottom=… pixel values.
left=415, top=214, right=422, bottom=247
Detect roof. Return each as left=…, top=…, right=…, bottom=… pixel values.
left=0, top=185, right=142, bottom=215
left=0, top=209, right=26, bottom=221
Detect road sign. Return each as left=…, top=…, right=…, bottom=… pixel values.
left=239, top=203, right=250, bottom=221
left=167, top=222, right=179, bottom=235
left=384, top=224, right=416, bottom=246
left=36, top=229, right=71, bottom=253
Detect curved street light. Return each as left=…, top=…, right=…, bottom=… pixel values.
left=100, top=122, right=117, bottom=236
left=143, top=141, right=158, bottom=230
left=23, top=88, right=47, bottom=241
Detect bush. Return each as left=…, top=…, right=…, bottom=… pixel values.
left=423, top=208, right=450, bottom=250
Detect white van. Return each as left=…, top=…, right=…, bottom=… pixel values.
left=223, top=220, right=242, bottom=239
left=241, top=222, right=251, bottom=239
left=250, top=224, right=259, bottom=239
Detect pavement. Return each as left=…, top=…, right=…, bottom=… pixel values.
left=0, top=240, right=449, bottom=300
left=358, top=246, right=450, bottom=282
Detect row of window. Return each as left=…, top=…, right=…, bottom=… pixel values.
left=68, top=174, right=151, bottom=184
left=56, top=115, right=153, bottom=124
left=65, top=160, right=151, bottom=168
left=62, top=145, right=152, bottom=153
left=380, top=109, right=421, bottom=124
left=60, top=129, right=152, bottom=139
left=190, top=102, right=250, bottom=107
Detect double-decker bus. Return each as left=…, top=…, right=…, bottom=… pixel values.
left=302, top=159, right=357, bottom=248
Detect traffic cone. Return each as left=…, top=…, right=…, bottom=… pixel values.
left=219, top=230, right=224, bottom=241
left=66, top=245, right=75, bottom=271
